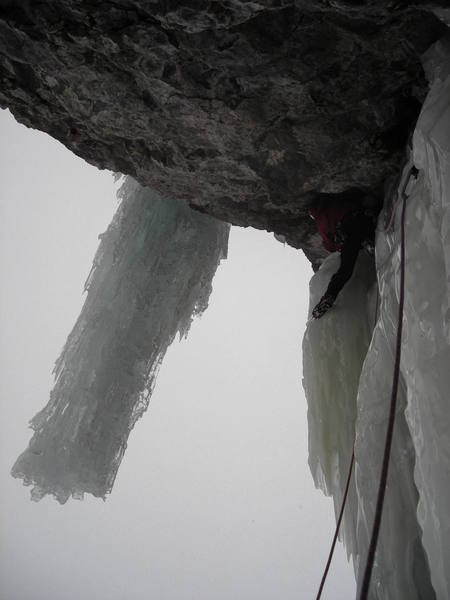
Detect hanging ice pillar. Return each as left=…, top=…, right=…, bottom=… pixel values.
left=303, top=38, right=450, bottom=599
left=12, top=177, right=229, bottom=503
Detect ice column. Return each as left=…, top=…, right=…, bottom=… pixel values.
left=303, top=251, right=377, bottom=562
left=353, top=159, right=436, bottom=600
left=355, top=38, right=450, bottom=599
left=11, top=177, right=229, bottom=503
left=303, top=180, right=437, bottom=599
left=303, top=37, right=450, bottom=600
left=402, top=39, right=450, bottom=599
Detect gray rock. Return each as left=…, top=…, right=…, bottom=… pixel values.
left=0, top=1, right=447, bottom=261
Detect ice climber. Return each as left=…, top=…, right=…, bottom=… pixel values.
left=310, top=194, right=379, bottom=319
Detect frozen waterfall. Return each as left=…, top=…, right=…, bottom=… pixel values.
left=303, top=38, right=450, bottom=599
left=11, top=177, right=229, bottom=503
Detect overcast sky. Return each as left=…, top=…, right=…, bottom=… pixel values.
left=0, top=108, right=355, bottom=600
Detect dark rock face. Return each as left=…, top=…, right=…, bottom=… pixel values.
left=0, top=1, right=447, bottom=260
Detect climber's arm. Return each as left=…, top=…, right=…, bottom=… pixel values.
left=312, top=232, right=361, bottom=319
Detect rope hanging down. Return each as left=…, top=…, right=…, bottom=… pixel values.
left=359, top=165, right=417, bottom=600
left=316, top=291, right=379, bottom=600
left=316, top=449, right=355, bottom=600
left=315, top=164, right=417, bottom=600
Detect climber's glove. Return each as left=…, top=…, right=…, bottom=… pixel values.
left=312, top=293, right=335, bottom=319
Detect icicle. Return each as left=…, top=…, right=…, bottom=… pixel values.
left=11, top=177, right=229, bottom=503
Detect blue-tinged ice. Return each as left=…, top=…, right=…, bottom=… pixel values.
left=303, top=38, right=450, bottom=599
left=11, top=177, right=229, bottom=503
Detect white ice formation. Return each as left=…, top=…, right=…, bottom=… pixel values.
left=11, top=177, right=229, bottom=503
left=303, top=38, right=450, bottom=599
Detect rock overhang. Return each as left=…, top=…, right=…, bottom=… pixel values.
left=0, top=1, right=448, bottom=262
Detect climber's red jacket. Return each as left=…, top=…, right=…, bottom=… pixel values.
left=310, top=204, right=353, bottom=252
left=310, top=202, right=377, bottom=318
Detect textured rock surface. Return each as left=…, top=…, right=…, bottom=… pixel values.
left=0, top=1, right=447, bottom=259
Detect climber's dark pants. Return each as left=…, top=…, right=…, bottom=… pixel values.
left=325, top=213, right=374, bottom=301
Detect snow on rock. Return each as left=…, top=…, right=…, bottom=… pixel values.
left=11, top=177, right=229, bottom=503
left=303, top=38, right=450, bottom=599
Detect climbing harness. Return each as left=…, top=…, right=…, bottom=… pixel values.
left=315, top=164, right=418, bottom=599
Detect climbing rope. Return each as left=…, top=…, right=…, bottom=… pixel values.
left=315, top=164, right=417, bottom=599
left=359, top=166, right=417, bottom=600
left=316, top=291, right=379, bottom=600
left=316, top=448, right=355, bottom=600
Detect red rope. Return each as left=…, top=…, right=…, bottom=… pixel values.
left=316, top=287, right=380, bottom=600
left=358, top=167, right=414, bottom=599
left=316, top=449, right=355, bottom=600
left=314, top=164, right=415, bottom=598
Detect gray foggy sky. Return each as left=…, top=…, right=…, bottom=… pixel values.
left=0, top=108, right=355, bottom=600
